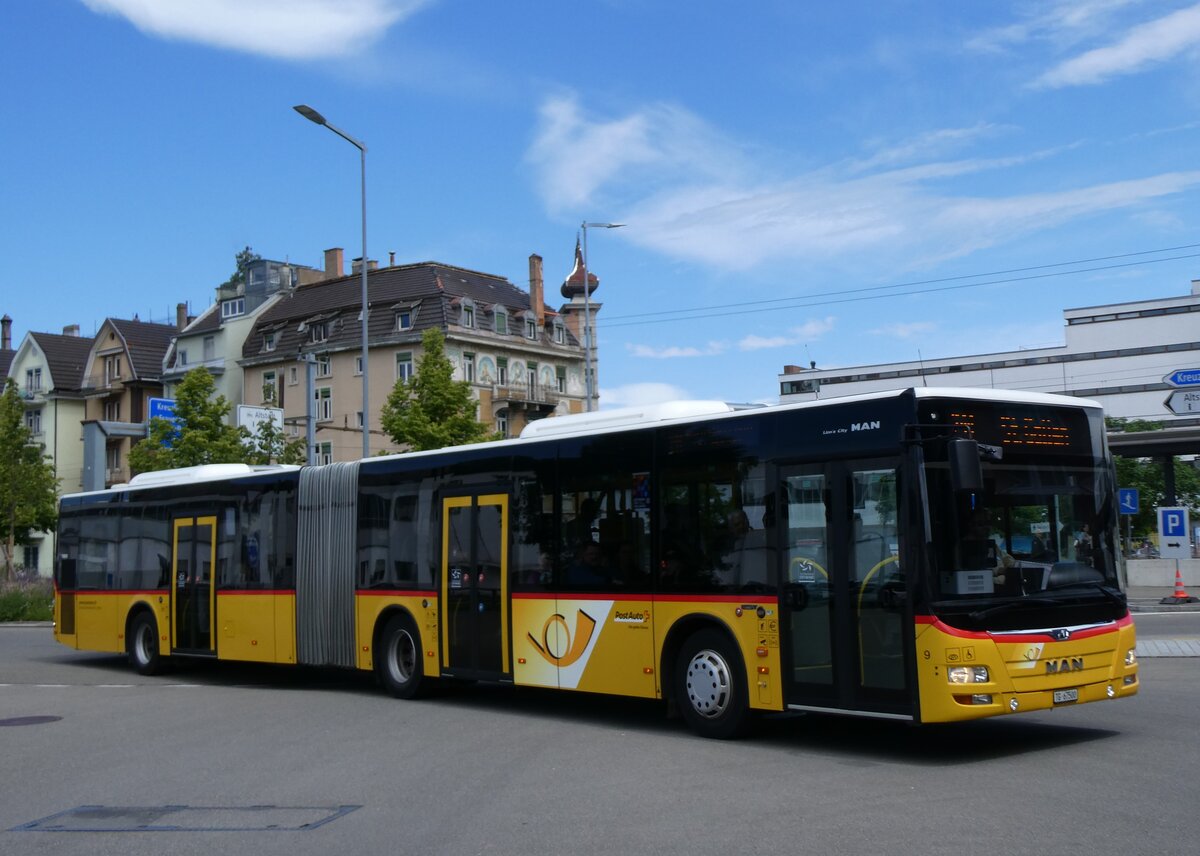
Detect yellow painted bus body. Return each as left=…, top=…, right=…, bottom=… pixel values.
left=915, top=614, right=1138, bottom=722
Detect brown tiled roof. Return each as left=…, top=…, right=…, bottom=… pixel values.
left=183, top=303, right=221, bottom=335
left=109, top=318, right=177, bottom=381
left=242, top=262, right=576, bottom=361
left=0, top=348, right=13, bottom=378
left=28, top=332, right=93, bottom=390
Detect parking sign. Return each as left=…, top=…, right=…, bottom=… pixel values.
left=1158, top=507, right=1191, bottom=560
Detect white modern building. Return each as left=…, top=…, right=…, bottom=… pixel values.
left=780, top=279, right=1200, bottom=427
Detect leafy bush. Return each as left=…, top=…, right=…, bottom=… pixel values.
left=0, top=579, right=54, bottom=622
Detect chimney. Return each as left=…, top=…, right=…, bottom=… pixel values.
left=1, top=315, right=10, bottom=350
left=324, top=247, right=345, bottom=279
left=63, top=324, right=80, bottom=337
left=389, top=251, right=396, bottom=267
left=351, top=257, right=378, bottom=274
left=529, top=254, right=544, bottom=325
left=176, top=302, right=189, bottom=331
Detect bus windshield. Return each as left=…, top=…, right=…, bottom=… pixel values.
left=924, top=456, right=1123, bottom=626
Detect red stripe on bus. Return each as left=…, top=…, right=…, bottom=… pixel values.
left=357, top=589, right=436, bottom=598
left=511, top=591, right=776, bottom=604
left=56, top=589, right=168, bottom=597
left=917, top=612, right=1130, bottom=642
left=216, top=590, right=294, bottom=596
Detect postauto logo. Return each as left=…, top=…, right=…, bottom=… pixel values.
left=528, top=610, right=598, bottom=667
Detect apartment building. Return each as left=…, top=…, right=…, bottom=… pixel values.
left=239, top=248, right=594, bottom=462
left=80, top=317, right=179, bottom=489
left=163, top=258, right=323, bottom=420
left=6, top=325, right=92, bottom=575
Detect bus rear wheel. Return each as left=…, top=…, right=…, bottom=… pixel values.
left=127, top=612, right=166, bottom=676
left=675, top=628, right=750, bottom=739
left=377, top=614, right=427, bottom=699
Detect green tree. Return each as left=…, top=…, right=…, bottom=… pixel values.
left=128, top=368, right=250, bottom=472
left=246, top=384, right=307, bottom=465
left=380, top=328, right=499, bottom=452
left=1107, top=417, right=1200, bottom=536
left=220, top=245, right=261, bottom=290
left=0, top=379, right=58, bottom=579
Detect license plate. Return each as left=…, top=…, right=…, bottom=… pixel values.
left=1053, top=688, right=1079, bottom=704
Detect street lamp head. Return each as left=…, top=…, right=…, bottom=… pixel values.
left=583, top=222, right=625, bottom=229
left=293, top=104, right=327, bottom=126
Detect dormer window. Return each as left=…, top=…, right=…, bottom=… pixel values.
left=525, top=318, right=537, bottom=340
left=396, top=309, right=413, bottom=331
left=309, top=321, right=328, bottom=343
left=461, top=302, right=475, bottom=329
left=263, top=331, right=277, bottom=351
left=494, top=308, right=508, bottom=335
left=221, top=298, right=245, bottom=319
left=553, top=322, right=565, bottom=345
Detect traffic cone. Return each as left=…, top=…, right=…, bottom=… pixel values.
left=1160, top=566, right=1199, bottom=604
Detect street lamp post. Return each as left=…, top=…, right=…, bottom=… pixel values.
left=580, top=221, right=623, bottom=411
left=294, top=104, right=371, bottom=459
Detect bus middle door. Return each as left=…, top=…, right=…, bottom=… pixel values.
left=440, top=494, right=510, bottom=679
left=172, top=516, right=217, bottom=655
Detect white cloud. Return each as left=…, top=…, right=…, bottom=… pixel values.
left=601, top=382, right=692, bottom=407
left=526, top=94, right=1200, bottom=272
left=869, top=321, right=937, bottom=339
left=81, top=0, right=431, bottom=60
left=1035, top=3, right=1200, bottom=87
left=627, top=341, right=727, bottom=359
left=738, top=318, right=835, bottom=351
left=526, top=94, right=745, bottom=213
left=967, top=0, right=1138, bottom=53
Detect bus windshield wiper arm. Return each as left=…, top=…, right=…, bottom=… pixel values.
left=1048, top=582, right=1126, bottom=607
left=968, top=597, right=1058, bottom=622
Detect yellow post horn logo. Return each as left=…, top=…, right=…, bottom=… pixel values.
left=528, top=609, right=597, bottom=667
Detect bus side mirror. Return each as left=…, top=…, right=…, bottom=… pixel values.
left=949, top=438, right=984, bottom=494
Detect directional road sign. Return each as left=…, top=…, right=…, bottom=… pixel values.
left=1165, top=390, right=1200, bottom=415
left=1118, top=488, right=1139, bottom=515
left=1158, top=506, right=1191, bottom=560
left=1165, top=369, right=1200, bottom=387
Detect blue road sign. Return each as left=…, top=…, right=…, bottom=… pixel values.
left=1118, top=488, right=1139, bottom=515
left=1158, top=506, right=1191, bottom=560
left=147, top=397, right=180, bottom=447
left=1165, top=369, right=1200, bottom=387
left=1160, top=507, right=1188, bottom=538
left=148, top=397, right=177, bottom=421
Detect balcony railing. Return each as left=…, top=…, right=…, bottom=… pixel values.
left=492, top=382, right=561, bottom=406
left=84, top=373, right=125, bottom=392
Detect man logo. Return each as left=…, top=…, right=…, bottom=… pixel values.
left=528, top=609, right=597, bottom=667
left=851, top=421, right=881, bottom=432
left=1045, top=657, right=1083, bottom=674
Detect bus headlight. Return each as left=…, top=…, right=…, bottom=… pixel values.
left=948, top=666, right=989, bottom=684
left=1125, top=649, right=1137, bottom=666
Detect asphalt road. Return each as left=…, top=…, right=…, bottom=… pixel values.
left=1, top=624, right=1197, bottom=856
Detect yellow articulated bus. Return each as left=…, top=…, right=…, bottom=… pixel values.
left=54, top=388, right=1137, bottom=737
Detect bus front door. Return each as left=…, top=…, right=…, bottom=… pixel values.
left=172, top=516, right=216, bottom=654
left=781, top=463, right=911, bottom=719
left=440, top=494, right=510, bottom=679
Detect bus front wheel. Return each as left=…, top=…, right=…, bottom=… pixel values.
left=377, top=614, right=427, bottom=699
left=127, top=612, right=166, bottom=676
left=674, top=629, right=750, bottom=739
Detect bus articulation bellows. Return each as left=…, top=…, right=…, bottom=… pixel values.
left=53, top=388, right=1138, bottom=737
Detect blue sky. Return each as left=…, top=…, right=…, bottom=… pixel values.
left=3, top=1, right=1200, bottom=406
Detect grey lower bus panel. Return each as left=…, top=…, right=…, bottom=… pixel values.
left=296, top=462, right=360, bottom=668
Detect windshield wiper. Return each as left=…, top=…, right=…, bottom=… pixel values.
left=967, top=597, right=1058, bottom=622
left=1047, top=581, right=1126, bottom=607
